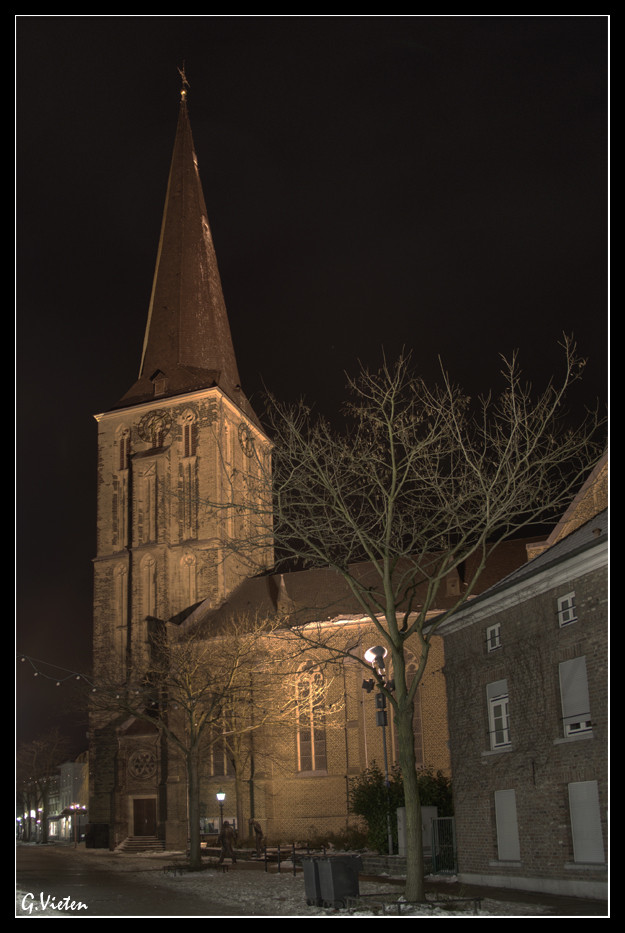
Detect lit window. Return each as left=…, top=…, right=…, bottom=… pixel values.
left=211, top=722, right=234, bottom=777
left=297, top=662, right=327, bottom=772
left=557, top=592, right=577, bottom=627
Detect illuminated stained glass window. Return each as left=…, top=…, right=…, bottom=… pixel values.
left=297, top=662, right=327, bottom=772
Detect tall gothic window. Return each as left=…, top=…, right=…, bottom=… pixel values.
left=296, top=662, right=327, bottom=772
left=182, top=419, right=198, bottom=458
left=138, top=464, right=158, bottom=544
left=118, top=428, right=131, bottom=471
left=141, top=554, right=157, bottom=620
left=112, top=427, right=131, bottom=549
left=113, top=564, right=128, bottom=676
left=211, top=725, right=235, bottom=777
left=181, top=552, right=197, bottom=606
left=179, top=412, right=198, bottom=540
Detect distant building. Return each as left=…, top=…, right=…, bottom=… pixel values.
left=438, top=469, right=607, bottom=899
left=49, top=754, right=89, bottom=842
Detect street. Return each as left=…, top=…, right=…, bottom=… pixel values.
left=16, top=844, right=233, bottom=917
left=16, top=842, right=609, bottom=918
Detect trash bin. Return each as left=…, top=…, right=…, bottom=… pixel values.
left=316, top=856, right=363, bottom=907
left=301, top=857, right=323, bottom=906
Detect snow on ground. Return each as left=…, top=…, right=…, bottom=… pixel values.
left=16, top=845, right=553, bottom=918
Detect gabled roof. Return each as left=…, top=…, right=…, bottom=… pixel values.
left=436, top=509, right=608, bottom=633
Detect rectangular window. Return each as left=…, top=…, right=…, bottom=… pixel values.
left=487, top=679, right=510, bottom=749
left=568, top=781, right=605, bottom=863
left=494, top=789, right=521, bottom=861
left=558, top=592, right=577, bottom=627
left=486, top=623, right=502, bottom=652
left=559, top=656, right=592, bottom=736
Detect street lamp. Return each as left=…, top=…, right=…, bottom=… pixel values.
left=216, top=790, right=226, bottom=831
left=364, top=645, right=394, bottom=856
left=69, top=804, right=86, bottom=848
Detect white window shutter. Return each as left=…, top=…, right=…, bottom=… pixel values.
left=559, top=657, right=591, bottom=732
left=494, top=789, right=521, bottom=861
left=486, top=679, right=508, bottom=700
left=568, top=781, right=605, bottom=863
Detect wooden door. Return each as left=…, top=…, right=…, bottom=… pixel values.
left=133, top=798, right=157, bottom=836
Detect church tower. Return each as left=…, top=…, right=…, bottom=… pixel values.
left=89, top=75, right=272, bottom=846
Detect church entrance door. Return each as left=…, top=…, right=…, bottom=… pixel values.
left=133, top=797, right=157, bottom=836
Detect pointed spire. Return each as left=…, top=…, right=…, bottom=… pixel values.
left=116, top=71, right=250, bottom=415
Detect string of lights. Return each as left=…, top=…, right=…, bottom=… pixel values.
left=16, top=654, right=155, bottom=703
left=17, top=654, right=95, bottom=689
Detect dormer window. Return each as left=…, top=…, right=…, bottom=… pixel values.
left=150, top=370, right=168, bottom=397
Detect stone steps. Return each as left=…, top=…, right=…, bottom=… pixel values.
left=116, top=835, right=165, bottom=854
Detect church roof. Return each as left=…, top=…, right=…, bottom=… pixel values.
left=114, top=78, right=254, bottom=419
left=177, top=536, right=540, bottom=636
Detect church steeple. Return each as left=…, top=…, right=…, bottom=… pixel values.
left=116, top=72, right=250, bottom=416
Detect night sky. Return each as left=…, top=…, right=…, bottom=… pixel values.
left=16, top=16, right=608, bottom=754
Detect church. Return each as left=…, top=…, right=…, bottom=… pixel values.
left=88, top=80, right=544, bottom=852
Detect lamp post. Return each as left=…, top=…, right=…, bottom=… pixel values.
left=363, top=646, right=394, bottom=856
left=69, top=804, right=86, bottom=848
left=216, top=790, right=225, bottom=831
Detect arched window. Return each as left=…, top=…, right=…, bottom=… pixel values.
left=181, top=551, right=197, bottom=606
left=112, top=427, right=131, bottom=548
left=297, top=662, right=327, bottom=772
left=118, top=427, right=131, bottom=471
left=141, top=554, right=157, bottom=620
left=181, top=410, right=198, bottom=458
left=113, top=564, right=128, bottom=676
left=210, top=722, right=235, bottom=777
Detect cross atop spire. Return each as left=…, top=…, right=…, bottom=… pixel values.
left=177, top=63, right=190, bottom=101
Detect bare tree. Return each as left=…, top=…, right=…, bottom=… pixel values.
left=90, top=612, right=340, bottom=868
left=16, top=729, right=70, bottom=844
left=229, top=338, right=604, bottom=901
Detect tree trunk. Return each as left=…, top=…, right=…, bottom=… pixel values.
left=395, top=699, right=425, bottom=902
left=187, top=747, right=202, bottom=870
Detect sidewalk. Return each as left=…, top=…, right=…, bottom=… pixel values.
left=422, top=877, right=607, bottom=917
left=17, top=842, right=609, bottom=917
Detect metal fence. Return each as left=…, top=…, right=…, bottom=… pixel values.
left=431, top=817, right=457, bottom=874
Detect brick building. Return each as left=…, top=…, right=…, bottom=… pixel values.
left=438, top=473, right=608, bottom=899
left=88, top=80, right=564, bottom=853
